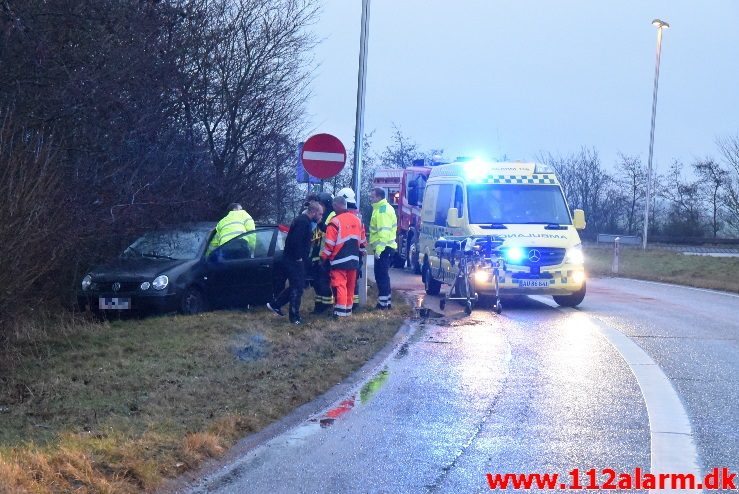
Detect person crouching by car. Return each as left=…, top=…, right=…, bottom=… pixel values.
left=268, top=201, right=324, bottom=325
left=320, top=196, right=366, bottom=319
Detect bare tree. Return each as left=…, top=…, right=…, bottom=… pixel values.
left=718, top=135, right=739, bottom=234
left=659, top=161, right=707, bottom=237
left=379, top=124, right=420, bottom=169
left=693, top=157, right=728, bottom=237
left=616, top=154, right=646, bottom=235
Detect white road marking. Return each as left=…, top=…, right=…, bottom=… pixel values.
left=611, top=277, right=739, bottom=299
left=530, top=295, right=703, bottom=493
left=302, top=151, right=345, bottom=162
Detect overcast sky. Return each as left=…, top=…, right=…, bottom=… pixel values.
left=305, top=1, right=739, bottom=172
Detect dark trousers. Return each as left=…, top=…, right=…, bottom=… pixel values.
left=374, top=247, right=394, bottom=307
left=274, top=259, right=305, bottom=320
left=312, top=261, right=333, bottom=309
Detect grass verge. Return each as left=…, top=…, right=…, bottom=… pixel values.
left=584, top=245, right=739, bottom=293
left=0, top=290, right=410, bottom=493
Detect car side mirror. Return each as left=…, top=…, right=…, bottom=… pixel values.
left=447, top=208, right=461, bottom=228
left=573, top=209, right=586, bottom=230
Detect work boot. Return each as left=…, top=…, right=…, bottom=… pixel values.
left=267, top=302, right=284, bottom=317
left=290, top=317, right=303, bottom=325
left=311, top=303, right=327, bottom=315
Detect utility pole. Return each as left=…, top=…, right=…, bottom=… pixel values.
left=353, top=0, right=371, bottom=304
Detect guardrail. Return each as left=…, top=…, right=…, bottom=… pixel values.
left=597, top=233, right=641, bottom=245
left=595, top=234, right=739, bottom=246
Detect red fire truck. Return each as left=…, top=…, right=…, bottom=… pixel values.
left=372, top=159, right=437, bottom=273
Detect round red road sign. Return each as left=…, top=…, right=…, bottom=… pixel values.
left=301, top=133, right=346, bottom=179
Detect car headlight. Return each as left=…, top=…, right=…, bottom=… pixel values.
left=152, top=275, right=169, bottom=290
left=565, top=245, right=585, bottom=265
left=81, top=274, right=92, bottom=291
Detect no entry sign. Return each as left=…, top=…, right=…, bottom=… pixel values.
left=301, top=133, right=346, bottom=180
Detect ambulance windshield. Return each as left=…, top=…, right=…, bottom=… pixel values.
left=466, top=184, right=572, bottom=225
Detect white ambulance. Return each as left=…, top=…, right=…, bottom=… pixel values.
left=418, top=160, right=587, bottom=307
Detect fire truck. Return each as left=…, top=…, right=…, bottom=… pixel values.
left=372, top=159, right=438, bottom=273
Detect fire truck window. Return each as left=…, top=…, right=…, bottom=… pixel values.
left=454, top=185, right=464, bottom=218
left=434, top=184, right=453, bottom=226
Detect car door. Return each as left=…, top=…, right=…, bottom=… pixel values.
left=204, top=228, right=277, bottom=308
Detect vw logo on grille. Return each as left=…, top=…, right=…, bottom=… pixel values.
left=112, top=282, right=121, bottom=292
left=528, top=249, right=541, bottom=263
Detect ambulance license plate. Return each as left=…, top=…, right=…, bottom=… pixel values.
left=99, top=297, right=131, bottom=310
left=516, top=279, right=551, bottom=288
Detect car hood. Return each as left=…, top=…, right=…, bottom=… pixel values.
left=89, top=257, right=193, bottom=281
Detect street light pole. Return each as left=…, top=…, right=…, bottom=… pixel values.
left=642, top=18, right=669, bottom=250
left=353, top=0, right=371, bottom=304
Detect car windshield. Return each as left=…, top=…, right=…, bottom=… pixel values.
left=122, top=229, right=210, bottom=260
left=467, top=184, right=572, bottom=225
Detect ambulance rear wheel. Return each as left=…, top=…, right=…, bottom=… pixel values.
left=439, top=297, right=446, bottom=310
left=494, top=301, right=503, bottom=314
left=553, top=281, right=586, bottom=307
left=423, top=264, right=441, bottom=296
left=464, top=300, right=473, bottom=315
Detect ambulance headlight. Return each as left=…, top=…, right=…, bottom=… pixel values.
left=474, top=270, right=491, bottom=283
left=505, top=247, right=524, bottom=262
left=565, top=245, right=585, bottom=265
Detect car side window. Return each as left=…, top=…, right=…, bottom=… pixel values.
left=434, top=184, right=453, bottom=226
left=250, top=229, right=274, bottom=258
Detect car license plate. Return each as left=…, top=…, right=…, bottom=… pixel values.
left=516, top=279, right=551, bottom=288
left=99, top=297, right=131, bottom=310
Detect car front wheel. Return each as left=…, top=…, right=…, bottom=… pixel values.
left=180, top=286, right=208, bottom=315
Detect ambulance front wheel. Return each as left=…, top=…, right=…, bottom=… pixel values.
left=494, top=301, right=502, bottom=314
left=423, top=264, right=441, bottom=296
left=464, top=300, right=473, bottom=315
left=553, top=281, right=587, bottom=307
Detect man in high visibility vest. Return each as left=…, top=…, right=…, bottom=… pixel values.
left=338, top=187, right=364, bottom=308
left=207, top=203, right=256, bottom=255
left=369, top=187, right=397, bottom=310
left=320, top=196, right=366, bottom=318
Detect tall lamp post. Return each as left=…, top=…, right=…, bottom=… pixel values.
left=642, top=18, right=669, bottom=250
left=353, top=0, right=371, bottom=304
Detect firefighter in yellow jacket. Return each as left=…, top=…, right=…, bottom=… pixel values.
left=208, top=203, right=256, bottom=255
left=369, top=188, right=397, bottom=309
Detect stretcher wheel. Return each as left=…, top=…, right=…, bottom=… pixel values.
left=464, top=300, right=473, bottom=315
left=439, top=297, right=446, bottom=310
left=494, top=301, right=502, bottom=314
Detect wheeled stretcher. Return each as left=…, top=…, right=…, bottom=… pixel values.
left=433, top=236, right=505, bottom=315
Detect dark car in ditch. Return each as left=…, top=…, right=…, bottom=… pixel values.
left=77, top=223, right=286, bottom=315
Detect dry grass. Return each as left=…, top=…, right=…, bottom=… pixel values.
left=0, top=289, right=410, bottom=493
left=585, top=245, right=739, bottom=293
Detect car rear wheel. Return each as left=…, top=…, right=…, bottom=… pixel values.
left=180, top=286, right=207, bottom=315
left=553, top=281, right=586, bottom=308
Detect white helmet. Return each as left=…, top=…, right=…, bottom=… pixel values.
left=337, top=187, right=356, bottom=204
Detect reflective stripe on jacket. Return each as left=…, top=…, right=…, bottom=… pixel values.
left=320, top=211, right=366, bottom=269
left=369, top=198, right=397, bottom=256
left=208, top=210, right=255, bottom=252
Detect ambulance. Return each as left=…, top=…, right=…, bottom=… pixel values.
left=418, top=159, right=587, bottom=307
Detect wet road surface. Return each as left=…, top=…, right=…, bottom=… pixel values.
left=184, top=273, right=738, bottom=493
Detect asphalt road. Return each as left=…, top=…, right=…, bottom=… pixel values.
left=185, top=271, right=738, bottom=494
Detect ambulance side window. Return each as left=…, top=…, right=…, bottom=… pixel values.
left=454, top=185, right=464, bottom=218
left=421, top=185, right=437, bottom=223
left=434, top=184, right=453, bottom=226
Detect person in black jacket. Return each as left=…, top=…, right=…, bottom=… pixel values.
left=268, top=201, right=323, bottom=325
